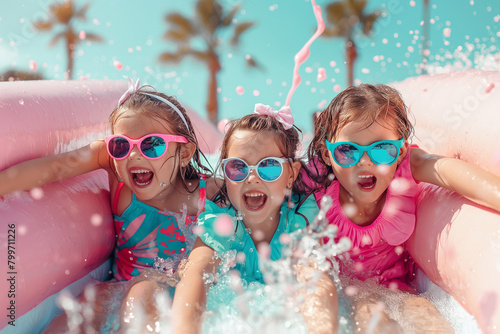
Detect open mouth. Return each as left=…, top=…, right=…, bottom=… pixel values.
left=357, top=174, right=377, bottom=190
left=243, top=191, right=267, bottom=211
left=131, top=169, right=154, bottom=186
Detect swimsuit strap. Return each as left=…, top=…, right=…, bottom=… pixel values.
left=113, top=175, right=207, bottom=216
left=113, top=181, right=126, bottom=215
left=196, top=174, right=207, bottom=216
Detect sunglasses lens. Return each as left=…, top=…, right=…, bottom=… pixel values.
left=258, top=158, right=283, bottom=181
left=108, top=137, right=130, bottom=159
left=140, top=136, right=166, bottom=158
left=224, top=159, right=249, bottom=182
left=371, top=142, right=398, bottom=165
left=334, top=144, right=360, bottom=166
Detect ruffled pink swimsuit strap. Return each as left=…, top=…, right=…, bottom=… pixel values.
left=327, top=145, right=419, bottom=247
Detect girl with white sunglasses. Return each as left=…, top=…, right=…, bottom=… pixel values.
left=172, top=105, right=339, bottom=334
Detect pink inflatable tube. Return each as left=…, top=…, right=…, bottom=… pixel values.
left=393, top=70, right=500, bottom=334
left=0, top=80, right=222, bottom=332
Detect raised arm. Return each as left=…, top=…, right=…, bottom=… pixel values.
left=296, top=264, right=339, bottom=334
left=0, top=139, right=111, bottom=197
left=172, top=238, right=220, bottom=334
left=410, top=147, right=500, bottom=212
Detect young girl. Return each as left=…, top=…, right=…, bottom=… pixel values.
left=307, top=83, right=500, bottom=332
left=172, top=106, right=339, bottom=334
left=0, top=78, right=217, bottom=333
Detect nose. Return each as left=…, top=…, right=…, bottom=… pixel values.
left=356, top=151, right=373, bottom=166
left=128, top=144, right=142, bottom=159
left=244, top=168, right=261, bottom=183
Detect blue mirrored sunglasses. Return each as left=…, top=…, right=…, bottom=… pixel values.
left=325, top=138, right=405, bottom=167
left=222, top=157, right=289, bottom=182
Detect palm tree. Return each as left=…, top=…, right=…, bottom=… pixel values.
left=33, top=1, right=103, bottom=80
left=159, top=0, right=258, bottom=125
left=322, top=0, right=380, bottom=86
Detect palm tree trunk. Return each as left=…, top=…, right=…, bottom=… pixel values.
left=207, top=52, right=220, bottom=125
left=65, top=30, right=74, bottom=80
left=346, top=38, right=358, bottom=86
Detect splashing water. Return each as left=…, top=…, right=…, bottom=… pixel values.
left=200, top=196, right=352, bottom=333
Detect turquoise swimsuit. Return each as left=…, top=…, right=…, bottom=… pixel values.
left=198, top=194, right=319, bottom=283
left=112, top=177, right=206, bottom=281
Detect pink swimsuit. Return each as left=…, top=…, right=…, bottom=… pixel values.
left=309, top=147, right=418, bottom=291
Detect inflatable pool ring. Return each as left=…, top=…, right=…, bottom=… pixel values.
left=393, top=70, right=500, bottom=334
left=0, top=80, right=222, bottom=333
left=1, top=71, right=499, bottom=333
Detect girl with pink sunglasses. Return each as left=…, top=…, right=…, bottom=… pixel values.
left=1, top=78, right=217, bottom=332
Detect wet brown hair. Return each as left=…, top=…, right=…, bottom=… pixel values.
left=213, top=113, right=312, bottom=205
left=307, top=83, right=414, bottom=187
left=108, top=88, right=212, bottom=193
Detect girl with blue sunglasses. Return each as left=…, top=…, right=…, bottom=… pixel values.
left=172, top=106, right=339, bottom=333
left=307, top=83, right=500, bottom=332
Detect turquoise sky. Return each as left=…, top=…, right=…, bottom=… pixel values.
left=1, top=0, right=499, bottom=132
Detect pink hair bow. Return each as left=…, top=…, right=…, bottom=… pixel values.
left=117, top=77, right=141, bottom=107
left=253, top=103, right=294, bottom=130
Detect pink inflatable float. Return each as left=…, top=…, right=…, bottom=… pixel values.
left=0, top=80, right=222, bottom=333
left=393, top=70, right=500, bottom=334
left=1, top=71, right=499, bottom=333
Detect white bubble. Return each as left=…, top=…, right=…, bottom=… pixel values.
left=30, top=187, right=44, bottom=200
left=90, top=214, right=103, bottom=226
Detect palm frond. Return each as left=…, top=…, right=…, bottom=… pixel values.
left=196, top=0, right=223, bottom=34
left=158, top=51, right=186, bottom=63
left=322, top=26, right=343, bottom=38
left=84, top=33, right=104, bottom=43
left=33, top=20, right=54, bottom=31
left=230, top=21, right=254, bottom=46
left=350, top=0, right=367, bottom=16
left=52, top=1, right=74, bottom=24
left=75, top=2, right=90, bottom=21
left=48, top=31, right=65, bottom=47
left=326, top=2, right=347, bottom=25
left=165, top=13, right=198, bottom=36
left=188, top=50, right=210, bottom=62
left=221, top=4, right=241, bottom=26
left=164, top=29, right=193, bottom=43
left=361, top=11, right=380, bottom=35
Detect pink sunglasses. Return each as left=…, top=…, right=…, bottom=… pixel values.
left=105, top=133, right=188, bottom=160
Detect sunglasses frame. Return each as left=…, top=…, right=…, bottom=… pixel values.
left=222, top=157, right=290, bottom=183
left=105, top=133, right=188, bottom=160
left=325, top=137, right=405, bottom=167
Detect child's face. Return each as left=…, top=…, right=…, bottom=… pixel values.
left=321, top=119, right=407, bottom=207
left=112, top=109, right=192, bottom=204
left=225, top=129, right=300, bottom=228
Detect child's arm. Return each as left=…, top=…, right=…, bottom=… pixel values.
left=296, top=264, right=339, bottom=334
left=411, top=147, right=500, bottom=212
left=0, top=140, right=111, bottom=197
left=172, top=238, right=220, bottom=334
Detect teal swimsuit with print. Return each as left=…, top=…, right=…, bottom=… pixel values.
left=198, top=194, right=319, bottom=283
left=112, top=177, right=206, bottom=281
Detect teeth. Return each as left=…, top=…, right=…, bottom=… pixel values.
left=131, top=170, right=150, bottom=174
left=245, top=192, right=264, bottom=197
left=358, top=175, right=373, bottom=178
